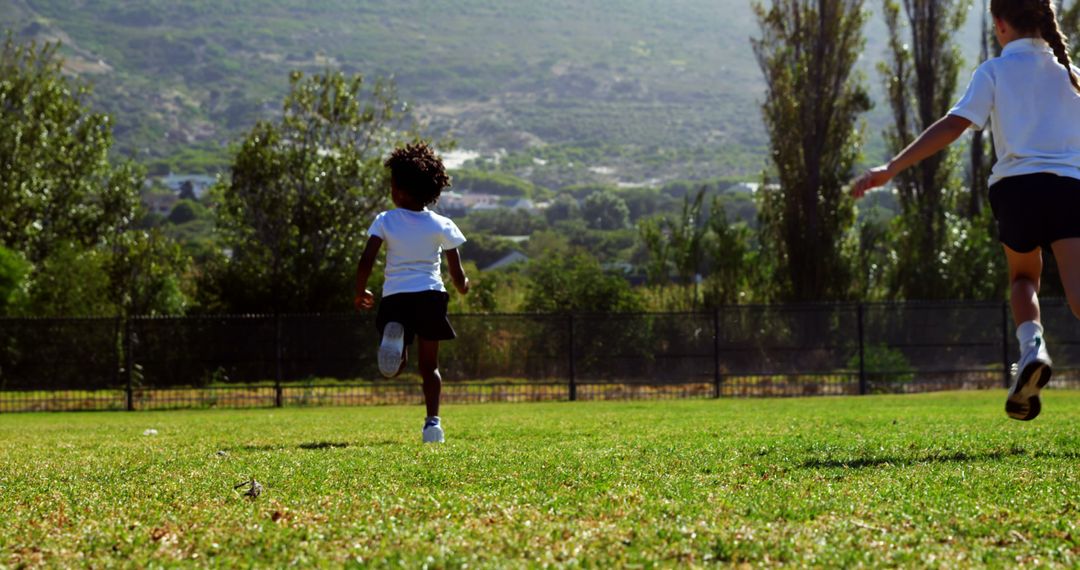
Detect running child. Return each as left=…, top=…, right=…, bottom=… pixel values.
left=853, top=0, right=1080, bottom=420
left=354, top=142, right=469, bottom=442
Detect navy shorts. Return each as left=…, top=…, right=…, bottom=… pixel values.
left=988, top=173, right=1080, bottom=253
left=375, top=291, right=456, bottom=346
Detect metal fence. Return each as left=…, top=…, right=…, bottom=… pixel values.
left=1, top=300, right=1078, bottom=412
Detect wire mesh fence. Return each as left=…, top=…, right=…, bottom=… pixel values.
left=1, top=300, right=1078, bottom=412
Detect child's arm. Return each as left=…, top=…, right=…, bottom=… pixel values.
left=445, top=248, right=470, bottom=295
left=852, top=114, right=972, bottom=198
left=354, top=236, right=383, bottom=310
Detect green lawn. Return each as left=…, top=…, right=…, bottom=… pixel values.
left=2, top=392, right=1079, bottom=567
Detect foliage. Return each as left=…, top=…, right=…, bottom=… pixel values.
left=639, top=190, right=763, bottom=308
left=0, top=35, right=142, bottom=265
left=459, top=209, right=546, bottom=237
left=166, top=199, right=208, bottom=225
left=752, top=0, right=871, bottom=301
left=638, top=189, right=708, bottom=309
left=20, top=242, right=114, bottom=317
left=452, top=169, right=540, bottom=198
left=581, top=190, right=630, bottom=231
left=105, top=229, right=190, bottom=316
left=545, top=193, right=581, bottom=224
left=932, top=210, right=1007, bottom=300
left=524, top=253, right=643, bottom=313
left=848, top=343, right=916, bottom=387
left=880, top=0, right=968, bottom=299
left=0, top=245, right=29, bottom=315
left=702, top=198, right=759, bottom=306
left=210, top=70, right=411, bottom=313
left=0, top=34, right=189, bottom=317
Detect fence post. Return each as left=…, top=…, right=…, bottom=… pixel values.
left=857, top=303, right=867, bottom=396
left=1001, top=301, right=1011, bottom=388
left=713, top=308, right=721, bottom=398
left=567, top=314, right=577, bottom=402
left=124, top=316, right=134, bottom=411
left=275, top=313, right=283, bottom=408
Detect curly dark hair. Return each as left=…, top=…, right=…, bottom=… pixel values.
left=384, top=142, right=451, bottom=207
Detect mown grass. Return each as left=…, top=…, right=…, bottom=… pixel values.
left=2, top=391, right=1079, bottom=567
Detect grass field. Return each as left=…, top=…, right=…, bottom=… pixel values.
left=2, top=392, right=1079, bottom=567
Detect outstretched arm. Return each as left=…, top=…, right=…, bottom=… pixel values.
left=445, top=248, right=469, bottom=295
left=354, top=236, right=383, bottom=310
left=852, top=114, right=972, bottom=198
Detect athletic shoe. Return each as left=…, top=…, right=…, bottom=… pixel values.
left=1006, top=336, right=1052, bottom=421
left=378, top=322, right=405, bottom=378
left=422, top=417, right=444, bottom=443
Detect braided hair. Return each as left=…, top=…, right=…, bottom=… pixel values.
left=991, top=0, right=1080, bottom=92
left=384, top=142, right=451, bottom=207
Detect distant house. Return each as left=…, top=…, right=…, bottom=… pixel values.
left=159, top=174, right=217, bottom=199
left=469, top=202, right=501, bottom=213
left=483, top=251, right=529, bottom=271
left=502, top=198, right=537, bottom=212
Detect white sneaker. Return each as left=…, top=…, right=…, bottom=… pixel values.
left=1006, top=336, right=1052, bottom=421
left=422, top=417, right=444, bottom=443
left=378, top=322, right=405, bottom=378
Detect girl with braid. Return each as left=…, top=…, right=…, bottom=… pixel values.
left=854, top=0, right=1080, bottom=420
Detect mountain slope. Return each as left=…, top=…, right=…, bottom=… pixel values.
left=1, top=0, right=983, bottom=185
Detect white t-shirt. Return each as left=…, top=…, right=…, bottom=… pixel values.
left=949, top=38, right=1080, bottom=187
left=367, top=208, right=466, bottom=298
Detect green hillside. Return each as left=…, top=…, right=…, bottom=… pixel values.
left=0, top=0, right=983, bottom=186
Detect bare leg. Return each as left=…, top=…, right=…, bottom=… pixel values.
left=1003, top=245, right=1043, bottom=326
left=417, top=337, right=441, bottom=418
left=1051, top=238, right=1080, bottom=320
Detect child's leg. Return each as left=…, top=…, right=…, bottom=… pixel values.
left=1003, top=244, right=1053, bottom=421
left=1003, top=245, right=1043, bottom=326
left=1051, top=238, right=1080, bottom=319
left=417, top=337, right=441, bottom=418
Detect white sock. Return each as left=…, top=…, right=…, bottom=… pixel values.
left=1016, top=320, right=1044, bottom=348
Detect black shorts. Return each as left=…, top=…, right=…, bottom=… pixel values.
left=989, top=173, right=1080, bottom=253
left=375, top=291, right=456, bottom=346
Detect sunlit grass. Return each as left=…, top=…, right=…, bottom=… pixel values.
left=2, top=391, right=1079, bottom=566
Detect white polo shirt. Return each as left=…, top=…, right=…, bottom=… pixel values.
left=367, top=208, right=466, bottom=298
left=949, top=38, right=1080, bottom=187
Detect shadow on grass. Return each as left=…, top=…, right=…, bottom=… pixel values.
left=802, top=448, right=1080, bottom=469
left=237, top=440, right=397, bottom=452
left=298, top=441, right=352, bottom=450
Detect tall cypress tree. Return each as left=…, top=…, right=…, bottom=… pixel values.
left=880, top=0, right=968, bottom=299
left=752, top=0, right=872, bottom=301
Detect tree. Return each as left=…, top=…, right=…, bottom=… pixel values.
left=703, top=198, right=758, bottom=306
left=582, top=190, right=630, bottom=231
left=211, top=70, right=412, bottom=313
left=545, top=193, right=581, bottom=224
left=524, top=253, right=643, bottom=314
left=0, top=246, right=29, bottom=315
left=966, top=0, right=995, bottom=219
left=105, top=230, right=189, bottom=316
left=752, top=0, right=871, bottom=301
left=0, top=36, right=142, bottom=265
left=0, top=35, right=184, bottom=317
left=1061, top=1, right=1080, bottom=57
left=639, top=190, right=762, bottom=308
left=880, top=0, right=968, bottom=299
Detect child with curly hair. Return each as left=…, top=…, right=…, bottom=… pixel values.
left=355, top=142, right=469, bottom=443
